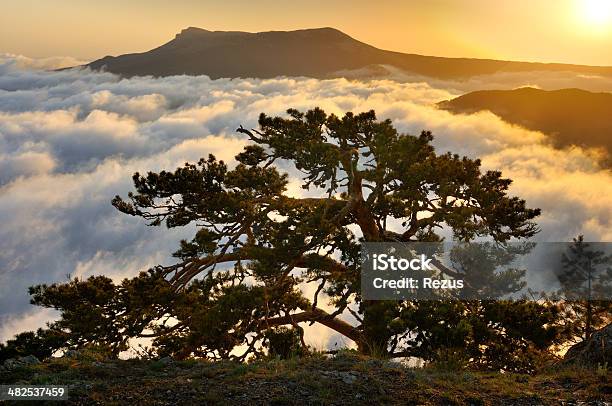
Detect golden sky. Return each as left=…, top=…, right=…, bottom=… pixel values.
left=1, top=0, right=611, bottom=65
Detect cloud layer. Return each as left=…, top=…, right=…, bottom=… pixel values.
left=1, top=57, right=610, bottom=348
left=339, top=64, right=612, bottom=93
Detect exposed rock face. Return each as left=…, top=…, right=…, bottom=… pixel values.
left=564, top=323, right=612, bottom=365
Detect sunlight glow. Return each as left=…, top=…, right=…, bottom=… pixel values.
left=580, top=0, right=612, bottom=26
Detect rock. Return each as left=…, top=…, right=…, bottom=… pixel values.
left=1, top=359, right=17, bottom=370
left=339, top=371, right=358, bottom=384
left=158, top=356, right=174, bottom=365
left=321, top=370, right=359, bottom=384
left=1, top=355, right=40, bottom=370
left=64, top=349, right=80, bottom=358
left=564, top=323, right=612, bottom=365
left=20, top=355, right=41, bottom=365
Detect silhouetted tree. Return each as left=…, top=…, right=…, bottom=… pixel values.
left=0, top=328, right=65, bottom=363
left=6, top=109, right=564, bottom=371
left=558, top=236, right=612, bottom=341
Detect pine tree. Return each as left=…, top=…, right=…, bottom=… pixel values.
left=5, top=109, right=565, bottom=371
left=558, top=236, right=612, bottom=341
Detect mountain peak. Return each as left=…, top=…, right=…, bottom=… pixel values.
left=173, top=26, right=351, bottom=41
left=175, top=27, right=212, bottom=39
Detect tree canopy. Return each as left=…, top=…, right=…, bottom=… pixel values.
left=557, top=236, right=612, bottom=342
left=2, top=108, right=567, bottom=371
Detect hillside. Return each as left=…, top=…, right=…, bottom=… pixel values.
left=439, top=87, right=612, bottom=157
left=1, top=351, right=609, bottom=405
left=85, top=27, right=612, bottom=80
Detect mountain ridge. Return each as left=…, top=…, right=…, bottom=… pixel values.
left=438, top=87, right=612, bottom=162
left=84, top=27, right=612, bottom=79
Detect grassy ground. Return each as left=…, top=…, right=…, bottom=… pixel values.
left=1, top=351, right=610, bottom=405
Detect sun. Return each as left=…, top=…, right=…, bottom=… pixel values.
left=579, top=0, right=612, bottom=26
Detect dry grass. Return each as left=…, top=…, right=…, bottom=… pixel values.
left=1, top=351, right=609, bottom=405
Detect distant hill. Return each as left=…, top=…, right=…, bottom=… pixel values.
left=85, top=27, right=612, bottom=80
left=439, top=87, right=612, bottom=159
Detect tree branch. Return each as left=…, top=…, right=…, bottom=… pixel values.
left=263, top=307, right=361, bottom=344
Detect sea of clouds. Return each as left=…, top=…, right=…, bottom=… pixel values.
left=1, top=54, right=611, bottom=349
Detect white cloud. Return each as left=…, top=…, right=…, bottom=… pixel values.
left=1, top=55, right=610, bottom=347
left=0, top=53, right=86, bottom=71
left=0, top=150, right=56, bottom=184
left=0, top=308, right=58, bottom=344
